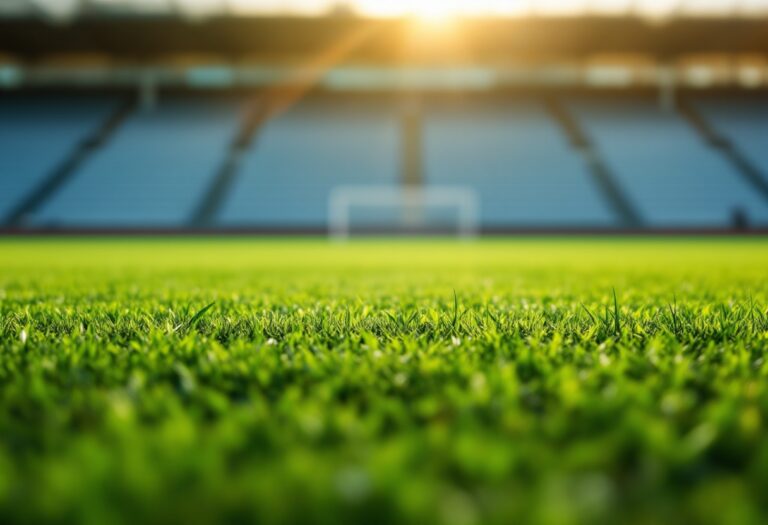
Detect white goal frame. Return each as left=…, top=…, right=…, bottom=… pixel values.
left=328, top=185, right=480, bottom=240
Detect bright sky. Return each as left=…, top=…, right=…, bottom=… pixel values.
left=21, top=0, right=768, bottom=19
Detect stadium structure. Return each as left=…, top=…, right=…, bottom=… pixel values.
left=3, top=3, right=768, bottom=234
left=6, top=4, right=768, bottom=524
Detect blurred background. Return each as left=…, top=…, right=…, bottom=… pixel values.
left=2, top=1, right=768, bottom=234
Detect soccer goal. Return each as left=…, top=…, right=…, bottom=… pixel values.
left=328, top=185, right=480, bottom=240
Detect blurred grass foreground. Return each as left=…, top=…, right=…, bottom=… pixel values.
left=2, top=238, right=768, bottom=524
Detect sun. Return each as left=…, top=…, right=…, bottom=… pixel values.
left=355, top=0, right=472, bottom=22
left=409, top=0, right=459, bottom=22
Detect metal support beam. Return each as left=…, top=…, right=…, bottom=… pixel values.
left=139, top=72, right=158, bottom=112
left=658, top=65, right=677, bottom=112
left=399, top=99, right=424, bottom=227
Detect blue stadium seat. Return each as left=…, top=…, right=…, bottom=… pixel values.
left=568, top=97, right=768, bottom=228
left=0, top=96, right=115, bottom=222
left=33, top=98, right=241, bottom=227
left=424, top=98, right=617, bottom=228
left=693, top=97, right=768, bottom=178
left=218, top=98, right=400, bottom=228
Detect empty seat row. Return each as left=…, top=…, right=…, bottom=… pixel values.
left=2, top=93, right=768, bottom=230
left=423, top=98, right=615, bottom=228
left=569, top=97, right=768, bottom=227
left=220, top=98, right=401, bottom=227
left=693, top=97, right=768, bottom=179
left=218, top=97, right=614, bottom=229
left=35, top=98, right=243, bottom=227
left=0, top=95, right=116, bottom=220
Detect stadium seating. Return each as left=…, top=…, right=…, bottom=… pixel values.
left=5, top=91, right=768, bottom=232
left=32, top=97, right=242, bottom=227
left=693, top=97, right=768, bottom=177
left=218, top=98, right=400, bottom=228
left=423, top=98, right=617, bottom=228
left=568, top=97, right=768, bottom=228
left=0, top=95, right=116, bottom=222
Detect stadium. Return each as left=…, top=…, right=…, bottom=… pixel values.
left=2, top=1, right=768, bottom=523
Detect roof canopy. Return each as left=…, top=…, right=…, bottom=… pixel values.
left=3, top=16, right=768, bottom=63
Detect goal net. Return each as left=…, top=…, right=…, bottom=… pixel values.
left=328, top=185, right=479, bottom=240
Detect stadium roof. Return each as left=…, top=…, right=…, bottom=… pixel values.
left=4, top=0, right=768, bottom=21
left=3, top=15, right=768, bottom=62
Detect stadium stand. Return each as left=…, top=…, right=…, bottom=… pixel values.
left=568, top=96, right=768, bottom=228
left=4, top=13, right=768, bottom=233
left=32, top=97, right=242, bottom=228
left=0, top=95, right=117, bottom=223
left=692, top=97, right=768, bottom=180
left=217, top=97, right=401, bottom=228
left=423, top=97, right=618, bottom=229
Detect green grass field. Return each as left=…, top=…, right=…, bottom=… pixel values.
left=2, top=238, right=768, bottom=524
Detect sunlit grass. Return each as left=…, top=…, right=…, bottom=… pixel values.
left=1, top=238, right=768, bottom=524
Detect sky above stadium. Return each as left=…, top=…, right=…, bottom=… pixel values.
left=17, top=0, right=768, bottom=19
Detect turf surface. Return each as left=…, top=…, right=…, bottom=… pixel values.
left=2, top=238, right=768, bottom=524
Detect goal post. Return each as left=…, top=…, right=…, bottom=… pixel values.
left=328, top=185, right=480, bottom=240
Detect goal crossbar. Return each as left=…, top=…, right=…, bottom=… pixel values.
left=329, top=185, right=479, bottom=240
